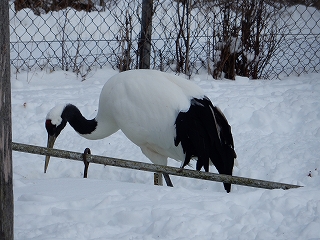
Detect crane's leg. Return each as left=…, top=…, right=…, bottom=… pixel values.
left=140, top=147, right=173, bottom=187
left=154, top=172, right=173, bottom=187
left=163, top=173, right=173, bottom=187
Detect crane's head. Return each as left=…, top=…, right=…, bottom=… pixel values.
left=44, top=105, right=67, bottom=173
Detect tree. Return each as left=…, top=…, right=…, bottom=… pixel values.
left=213, top=0, right=284, bottom=79
left=0, top=0, right=13, bottom=239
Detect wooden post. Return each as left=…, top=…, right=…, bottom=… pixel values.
left=154, top=172, right=163, bottom=186
left=138, top=0, right=153, bottom=69
left=0, top=0, right=13, bottom=239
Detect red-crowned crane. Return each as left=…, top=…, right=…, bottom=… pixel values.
left=44, top=69, right=237, bottom=192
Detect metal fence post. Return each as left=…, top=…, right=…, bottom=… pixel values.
left=138, top=0, right=153, bottom=69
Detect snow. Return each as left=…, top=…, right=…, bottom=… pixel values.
left=11, top=68, right=320, bottom=239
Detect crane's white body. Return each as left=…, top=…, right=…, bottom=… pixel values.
left=45, top=69, right=236, bottom=191
left=82, top=69, right=205, bottom=166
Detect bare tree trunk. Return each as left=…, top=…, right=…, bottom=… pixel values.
left=138, top=0, right=153, bottom=69
left=0, top=0, right=13, bottom=239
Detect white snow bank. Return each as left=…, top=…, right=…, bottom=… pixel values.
left=12, top=69, right=320, bottom=239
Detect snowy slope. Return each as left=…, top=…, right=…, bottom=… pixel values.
left=12, top=69, right=320, bottom=239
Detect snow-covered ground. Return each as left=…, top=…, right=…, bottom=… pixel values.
left=12, top=69, right=320, bottom=239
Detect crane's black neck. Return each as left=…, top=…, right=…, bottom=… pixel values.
left=62, top=104, right=97, bottom=135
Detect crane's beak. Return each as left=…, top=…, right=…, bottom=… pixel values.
left=44, top=135, right=56, bottom=173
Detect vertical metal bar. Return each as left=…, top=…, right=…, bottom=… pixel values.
left=185, top=0, right=190, bottom=77
left=138, top=0, right=153, bottom=69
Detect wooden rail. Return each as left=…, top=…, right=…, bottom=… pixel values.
left=12, top=142, right=302, bottom=191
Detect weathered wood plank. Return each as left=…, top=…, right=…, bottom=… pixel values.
left=12, top=142, right=302, bottom=191
left=0, top=0, right=13, bottom=238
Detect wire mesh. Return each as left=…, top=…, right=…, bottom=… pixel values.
left=9, top=0, right=320, bottom=79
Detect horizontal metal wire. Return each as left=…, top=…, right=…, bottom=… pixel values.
left=12, top=142, right=302, bottom=191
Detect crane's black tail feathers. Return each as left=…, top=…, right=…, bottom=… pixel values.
left=174, top=97, right=236, bottom=193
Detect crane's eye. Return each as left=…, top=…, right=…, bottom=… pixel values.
left=45, top=119, right=56, bottom=136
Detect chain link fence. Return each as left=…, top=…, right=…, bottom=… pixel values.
left=9, top=0, right=320, bottom=79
